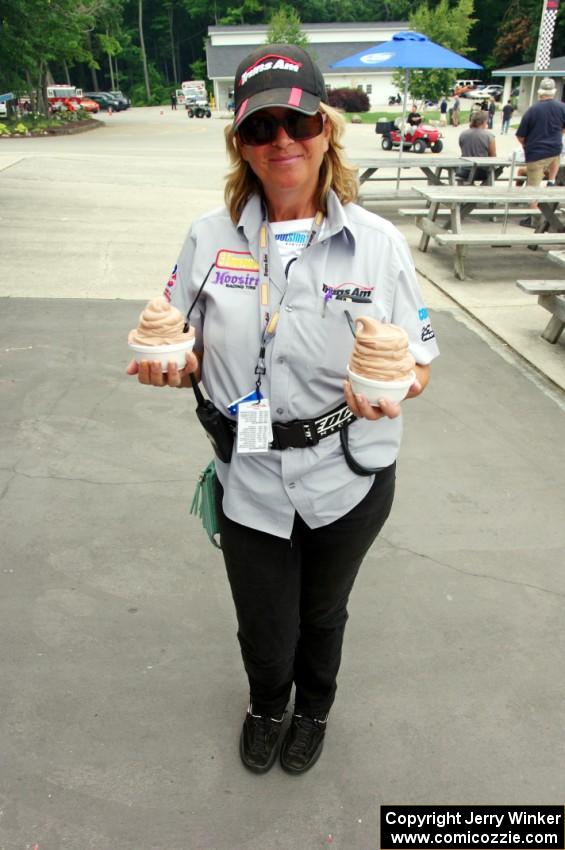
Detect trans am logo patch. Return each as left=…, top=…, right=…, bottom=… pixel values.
left=322, top=282, right=374, bottom=301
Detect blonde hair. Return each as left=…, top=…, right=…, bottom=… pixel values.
left=223, top=103, right=359, bottom=224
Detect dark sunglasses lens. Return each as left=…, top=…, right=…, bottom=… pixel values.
left=239, top=112, right=324, bottom=145
left=289, top=113, right=324, bottom=140
left=239, top=115, right=276, bottom=145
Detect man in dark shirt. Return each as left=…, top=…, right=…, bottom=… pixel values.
left=405, top=104, right=422, bottom=139
left=516, top=77, right=565, bottom=226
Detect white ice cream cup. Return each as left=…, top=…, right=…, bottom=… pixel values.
left=128, top=336, right=195, bottom=371
left=347, top=366, right=415, bottom=405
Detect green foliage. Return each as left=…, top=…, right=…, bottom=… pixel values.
left=327, top=88, right=370, bottom=112
left=266, top=7, right=309, bottom=46
left=393, top=0, right=477, bottom=103
left=0, top=0, right=554, bottom=116
left=190, top=58, right=207, bottom=82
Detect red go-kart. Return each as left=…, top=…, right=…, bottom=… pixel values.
left=375, top=118, right=443, bottom=154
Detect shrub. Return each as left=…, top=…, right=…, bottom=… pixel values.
left=327, top=88, right=370, bottom=113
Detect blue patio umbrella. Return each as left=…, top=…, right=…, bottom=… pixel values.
left=331, top=32, right=482, bottom=172
left=330, top=31, right=482, bottom=72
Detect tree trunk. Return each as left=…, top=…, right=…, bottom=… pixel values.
left=63, top=59, right=71, bottom=85
left=139, top=0, right=151, bottom=100
left=107, top=30, right=115, bottom=90
left=38, top=60, right=49, bottom=117
left=25, top=69, right=37, bottom=111
left=168, top=5, right=178, bottom=84
left=86, top=32, right=99, bottom=91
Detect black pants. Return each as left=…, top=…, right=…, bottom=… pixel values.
left=216, top=463, right=395, bottom=717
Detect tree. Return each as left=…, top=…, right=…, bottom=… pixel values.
left=138, top=0, right=151, bottom=98
left=266, top=7, right=309, bottom=46
left=393, top=0, right=477, bottom=103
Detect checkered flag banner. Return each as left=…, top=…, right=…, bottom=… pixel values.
left=535, top=0, right=560, bottom=70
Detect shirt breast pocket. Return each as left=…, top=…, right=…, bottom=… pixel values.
left=320, top=298, right=379, bottom=380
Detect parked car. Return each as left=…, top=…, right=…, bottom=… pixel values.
left=375, top=118, right=443, bottom=154
left=473, top=84, right=504, bottom=102
left=453, top=78, right=483, bottom=96
left=460, top=87, right=484, bottom=99
left=109, top=90, right=130, bottom=109
left=80, top=97, right=100, bottom=113
left=83, top=92, right=122, bottom=111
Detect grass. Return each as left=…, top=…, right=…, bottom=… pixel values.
left=346, top=110, right=474, bottom=124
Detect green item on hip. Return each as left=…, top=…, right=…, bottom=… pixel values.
left=190, top=459, right=221, bottom=548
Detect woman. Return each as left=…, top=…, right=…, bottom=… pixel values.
left=127, top=44, right=439, bottom=775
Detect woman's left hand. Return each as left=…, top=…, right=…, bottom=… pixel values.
left=343, top=376, right=422, bottom=421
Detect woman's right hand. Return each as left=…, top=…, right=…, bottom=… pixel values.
left=126, top=350, right=200, bottom=388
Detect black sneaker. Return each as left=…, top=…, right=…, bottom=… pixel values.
left=519, top=216, right=536, bottom=228
left=280, top=712, right=327, bottom=775
left=239, top=706, right=285, bottom=773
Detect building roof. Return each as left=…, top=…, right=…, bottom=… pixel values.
left=209, top=22, right=407, bottom=34
left=206, top=41, right=399, bottom=79
left=493, top=56, right=565, bottom=77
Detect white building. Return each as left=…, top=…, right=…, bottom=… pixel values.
left=205, top=22, right=411, bottom=111
left=493, top=57, right=565, bottom=112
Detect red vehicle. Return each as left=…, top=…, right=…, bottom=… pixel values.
left=47, top=85, right=84, bottom=113
left=375, top=118, right=443, bottom=154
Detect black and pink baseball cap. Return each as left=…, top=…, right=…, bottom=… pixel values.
left=233, top=43, right=327, bottom=131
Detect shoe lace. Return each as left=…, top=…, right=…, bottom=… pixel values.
left=248, top=713, right=282, bottom=756
left=288, top=714, right=324, bottom=756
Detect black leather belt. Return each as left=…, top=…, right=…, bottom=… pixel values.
left=223, top=402, right=356, bottom=451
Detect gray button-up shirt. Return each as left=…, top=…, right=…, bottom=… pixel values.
left=167, top=190, right=439, bottom=538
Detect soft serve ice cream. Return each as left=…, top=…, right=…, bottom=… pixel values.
left=347, top=316, right=416, bottom=404
left=128, top=296, right=195, bottom=369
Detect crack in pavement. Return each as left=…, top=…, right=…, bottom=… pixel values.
left=381, top=536, right=565, bottom=600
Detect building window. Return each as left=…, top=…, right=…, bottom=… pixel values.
left=366, top=84, right=372, bottom=94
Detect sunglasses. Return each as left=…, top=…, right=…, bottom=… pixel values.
left=237, top=111, right=326, bottom=146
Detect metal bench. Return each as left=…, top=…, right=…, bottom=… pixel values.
left=516, top=279, right=565, bottom=343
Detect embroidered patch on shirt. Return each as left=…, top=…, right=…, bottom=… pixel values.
left=162, top=264, right=177, bottom=301
left=215, top=249, right=259, bottom=272
left=322, top=282, right=374, bottom=300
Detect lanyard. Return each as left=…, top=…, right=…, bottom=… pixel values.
left=254, top=210, right=324, bottom=396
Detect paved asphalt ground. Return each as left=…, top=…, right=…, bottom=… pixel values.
left=0, top=108, right=564, bottom=850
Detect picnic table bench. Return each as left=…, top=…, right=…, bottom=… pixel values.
left=515, top=279, right=565, bottom=344
left=412, top=186, right=565, bottom=280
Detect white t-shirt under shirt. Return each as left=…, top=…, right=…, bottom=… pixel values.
left=270, top=218, right=314, bottom=272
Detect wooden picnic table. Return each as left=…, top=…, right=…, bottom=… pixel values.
left=412, top=185, right=565, bottom=280
left=355, top=155, right=513, bottom=203
left=356, top=155, right=466, bottom=185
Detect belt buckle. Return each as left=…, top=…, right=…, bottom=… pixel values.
left=272, top=419, right=316, bottom=450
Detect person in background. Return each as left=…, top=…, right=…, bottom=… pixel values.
left=487, top=96, right=496, bottom=130
left=455, top=110, right=498, bottom=184
left=127, top=43, right=439, bottom=776
left=501, top=100, right=514, bottom=134
left=170, top=91, right=177, bottom=110
left=516, top=77, right=565, bottom=227
left=405, top=104, right=422, bottom=138
left=451, top=95, right=460, bottom=127
left=440, top=96, right=448, bottom=127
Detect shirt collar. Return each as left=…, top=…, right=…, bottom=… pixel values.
left=237, top=189, right=356, bottom=250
